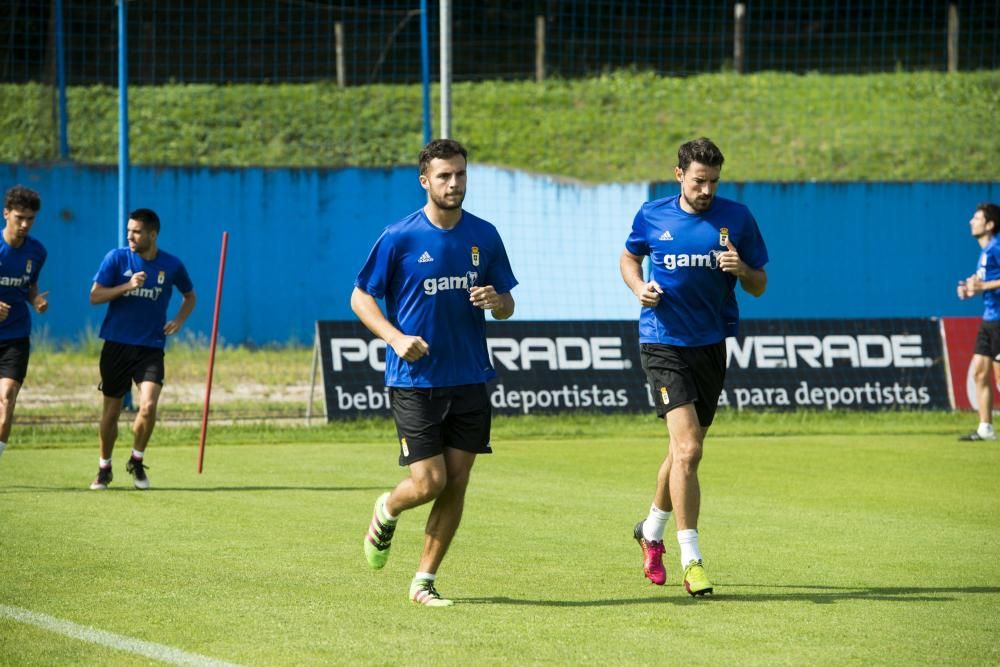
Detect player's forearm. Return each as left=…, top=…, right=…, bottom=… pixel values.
left=491, top=293, right=515, bottom=321
left=739, top=267, right=767, bottom=297
left=89, top=283, right=131, bottom=305
left=619, top=251, right=647, bottom=295
left=351, top=287, right=404, bottom=344
left=975, top=279, right=1000, bottom=293
left=173, top=292, right=197, bottom=325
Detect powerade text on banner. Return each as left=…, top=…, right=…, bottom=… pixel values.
left=317, top=319, right=949, bottom=418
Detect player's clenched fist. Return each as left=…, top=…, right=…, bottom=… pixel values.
left=635, top=281, right=663, bottom=308
left=391, top=334, right=430, bottom=362
left=718, top=240, right=745, bottom=276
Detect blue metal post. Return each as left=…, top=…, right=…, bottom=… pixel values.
left=419, top=0, right=432, bottom=143
left=118, top=0, right=129, bottom=248
left=55, top=0, right=69, bottom=159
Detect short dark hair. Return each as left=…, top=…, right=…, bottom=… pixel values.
left=129, top=208, right=160, bottom=234
left=4, top=185, right=41, bottom=212
left=677, top=137, right=725, bottom=171
left=419, top=138, right=468, bottom=174
left=978, top=202, right=1000, bottom=232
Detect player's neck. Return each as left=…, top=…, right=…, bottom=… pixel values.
left=2, top=227, right=24, bottom=248
left=978, top=234, right=993, bottom=249
left=136, top=245, right=158, bottom=261
left=423, top=203, right=462, bottom=230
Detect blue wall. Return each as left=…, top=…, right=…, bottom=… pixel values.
left=650, top=181, right=1000, bottom=322
left=4, top=163, right=997, bottom=344
left=4, top=164, right=420, bottom=345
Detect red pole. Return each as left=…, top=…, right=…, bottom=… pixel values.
left=198, top=231, right=229, bottom=473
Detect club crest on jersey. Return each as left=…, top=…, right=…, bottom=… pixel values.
left=719, top=228, right=729, bottom=246
left=471, top=245, right=480, bottom=267
left=660, top=386, right=669, bottom=405
left=25, top=260, right=32, bottom=273
left=157, top=270, right=165, bottom=285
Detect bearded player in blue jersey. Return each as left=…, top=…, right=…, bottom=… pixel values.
left=88, top=208, right=196, bottom=490
left=352, top=138, right=517, bottom=607
left=620, top=138, right=769, bottom=597
left=0, top=186, right=49, bottom=462
left=956, top=202, right=1000, bottom=441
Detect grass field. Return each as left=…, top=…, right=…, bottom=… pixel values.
left=1, top=412, right=998, bottom=665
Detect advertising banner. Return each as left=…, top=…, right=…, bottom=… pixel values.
left=316, top=318, right=950, bottom=419
left=721, top=318, right=948, bottom=411
left=940, top=316, right=999, bottom=411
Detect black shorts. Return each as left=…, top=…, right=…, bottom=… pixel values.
left=99, top=341, right=165, bottom=398
left=0, top=337, right=30, bottom=384
left=640, top=341, right=727, bottom=427
left=389, top=383, right=492, bottom=467
left=974, top=321, right=1000, bottom=361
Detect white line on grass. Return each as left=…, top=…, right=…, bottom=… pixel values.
left=0, top=604, right=241, bottom=667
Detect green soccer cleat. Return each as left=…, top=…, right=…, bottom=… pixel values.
left=364, top=492, right=397, bottom=570
left=409, top=578, right=454, bottom=607
left=683, top=560, right=714, bottom=597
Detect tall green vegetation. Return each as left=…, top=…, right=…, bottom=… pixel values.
left=3, top=71, right=997, bottom=182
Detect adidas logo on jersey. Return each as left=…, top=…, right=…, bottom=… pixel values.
left=123, top=269, right=134, bottom=277
left=417, top=251, right=434, bottom=263
left=659, top=230, right=674, bottom=241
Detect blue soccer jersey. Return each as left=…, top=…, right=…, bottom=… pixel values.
left=976, top=236, right=1000, bottom=322
left=0, top=236, right=47, bottom=341
left=625, top=194, right=768, bottom=346
left=93, top=248, right=194, bottom=349
left=356, top=208, right=518, bottom=388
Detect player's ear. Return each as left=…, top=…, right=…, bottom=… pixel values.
left=418, top=173, right=429, bottom=191
left=674, top=166, right=683, bottom=183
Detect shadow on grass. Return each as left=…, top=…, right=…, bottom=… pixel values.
left=0, top=485, right=384, bottom=494
left=460, top=585, right=1000, bottom=607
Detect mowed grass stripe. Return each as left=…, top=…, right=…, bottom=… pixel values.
left=0, top=423, right=998, bottom=665
left=0, top=604, right=241, bottom=666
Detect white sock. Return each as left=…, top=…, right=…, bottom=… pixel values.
left=642, top=505, right=671, bottom=542
left=413, top=572, right=435, bottom=582
left=677, top=529, right=702, bottom=566
left=379, top=495, right=397, bottom=522
left=0, top=441, right=6, bottom=458
left=100, top=457, right=112, bottom=468
left=131, top=449, right=144, bottom=460
left=977, top=423, right=994, bottom=437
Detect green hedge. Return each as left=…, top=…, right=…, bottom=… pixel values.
left=3, top=71, right=998, bottom=182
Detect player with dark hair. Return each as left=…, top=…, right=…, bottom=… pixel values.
left=0, top=185, right=49, bottom=461
left=620, top=137, right=769, bottom=596
left=88, top=208, right=196, bottom=490
left=352, top=138, right=518, bottom=607
left=957, top=202, right=1000, bottom=441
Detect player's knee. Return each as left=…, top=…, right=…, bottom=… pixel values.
left=672, top=440, right=703, bottom=468
left=137, top=400, right=157, bottom=420
left=412, top=469, right=447, bottom=499
left=445, top=467, right=472, bottom=491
